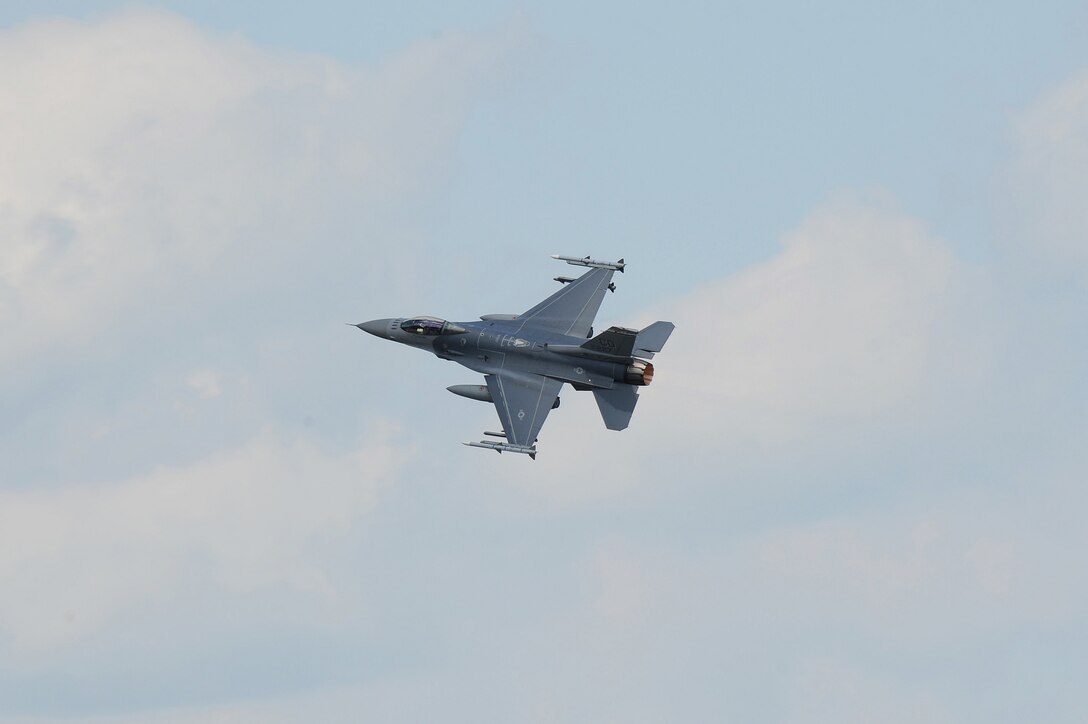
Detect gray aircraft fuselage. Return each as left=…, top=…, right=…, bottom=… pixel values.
left=357, top=317, right=646, bottom=391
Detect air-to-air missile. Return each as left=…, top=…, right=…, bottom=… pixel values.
left=463, top=440, right=538, bottom=456
left=550, top=254, right=625, bottom=272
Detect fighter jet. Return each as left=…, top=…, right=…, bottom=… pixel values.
left=354, top=255, right=674, bottom=458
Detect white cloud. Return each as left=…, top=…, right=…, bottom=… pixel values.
left=584, top=542, right=664, bottom=634
left=785, top=657, right=957, bottom=724
left=652, top=192, right=972, bottom=443
left=0, top=427, right=405, bottom=662
left=578, top=487, right=1082, bottom=650
left=745, top=498, right=1079, bottom=644
left=185, top=369, right=221, bottom=399
left=0, top=8, right=515, bottom=372
left=1005, top=68, right=1088, bottom=271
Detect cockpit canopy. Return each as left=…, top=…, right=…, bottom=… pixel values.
left=399, top=316, right=466, bottom=336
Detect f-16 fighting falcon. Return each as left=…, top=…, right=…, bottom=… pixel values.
left=354, top=255, right=674, bottom=459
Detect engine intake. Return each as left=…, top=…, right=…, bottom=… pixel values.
left=624, top=360, right=654, bottom=386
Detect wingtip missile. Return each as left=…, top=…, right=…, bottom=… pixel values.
left=551, top=254, right=625, bottom=272
left=464, top=440, right=538, bottom=459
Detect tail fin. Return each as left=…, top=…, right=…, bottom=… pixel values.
left=581, top=321, right=675, bottom=360
left=593, top=386, right=639, bottom=430
left=581, top=326, right=637, bottom=357
left=634, top=321, right=674, bottom=359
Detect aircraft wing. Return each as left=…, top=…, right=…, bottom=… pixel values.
left=484, top=372, right=564, bottom=449
left=515, top=267, right=616, bottom=339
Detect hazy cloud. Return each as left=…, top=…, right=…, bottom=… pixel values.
left=0, top=429, right=403, bottom=660
left=0, top=8, right=515, bottom=373
left=1005, top=68, right=1088, bottom=272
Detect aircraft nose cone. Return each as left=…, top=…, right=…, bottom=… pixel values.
left=355, top=319, right=391, bottom=337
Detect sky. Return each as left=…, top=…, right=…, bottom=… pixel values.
left=1, top=1, right=1087, bottom=721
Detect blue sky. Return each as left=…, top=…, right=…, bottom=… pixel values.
left=1, top=2, right=1087, bottom=722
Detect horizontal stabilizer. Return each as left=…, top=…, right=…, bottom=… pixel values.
left=634, top=321, right=675, bottom=359
left=592, top=386, right=639, bottom=431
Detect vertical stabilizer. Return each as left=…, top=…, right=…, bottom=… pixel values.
left=634, top=321, right=674, bottom=358
left=593, top=386, right=639, bottom=431
left=581, top=326, right=637, bottom=357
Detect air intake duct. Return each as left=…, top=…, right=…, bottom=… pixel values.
left=623, top=360, right=654, bottom=386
